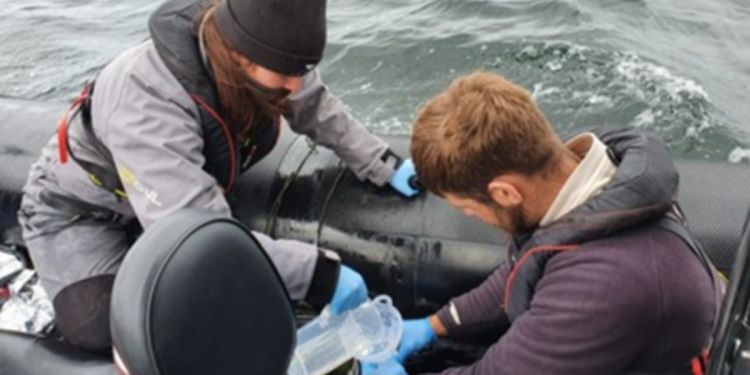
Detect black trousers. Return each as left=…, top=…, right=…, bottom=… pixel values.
left=52, top=274, right=116, bottom=354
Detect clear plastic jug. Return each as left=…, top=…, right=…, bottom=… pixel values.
left=288, top=295, right=403, bottom=375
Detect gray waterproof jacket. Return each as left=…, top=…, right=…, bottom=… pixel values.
left=19, top=40, right=396, bottom=303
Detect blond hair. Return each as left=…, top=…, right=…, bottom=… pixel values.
left=411, top=71, right=562, bottom=201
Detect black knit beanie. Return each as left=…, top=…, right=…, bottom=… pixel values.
left=214, top=0, right=327, bottom=76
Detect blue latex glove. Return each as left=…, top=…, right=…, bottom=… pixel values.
left=330, top=265, right=368, bottom=315
left=395, top=318, right=437, bottom=363
left=389, top=158, right=421, bottom=198
left=360, top=357, right=408, bottom=375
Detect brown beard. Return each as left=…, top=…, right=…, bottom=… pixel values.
left=492, top=202, right=537, bottom=235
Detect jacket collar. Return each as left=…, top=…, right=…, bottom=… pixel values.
left=513, top=128, right=679, bottom=253
left=149, top=0, right=216, bottom=103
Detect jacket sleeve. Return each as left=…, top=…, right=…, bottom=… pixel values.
left=96, top=54, right=338, bottom=303
left=434, top=262, right=511, bottom=336
left=284, top=69, right=397, bottom=187
left=424, top=250, right=655, bottom=375
left=251, top=231, right=341, bottom=307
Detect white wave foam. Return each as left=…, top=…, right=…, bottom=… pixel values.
left=545, top=61, right=563, bottom=72
left=632, top=109, right=656, bottom=128
left=728, top=147, right=750, bottom=164
left=517, top=45, right=540, bottom=60
left=531, top=83, right=562, bottom=99
left=615, top=54, right=709, bottom=102
left=586, top=95, right=612, bottom=106
left=366, top=116, right=410, bottom=136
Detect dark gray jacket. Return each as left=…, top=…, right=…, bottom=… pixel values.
left=432, top=128, right=719, bottom=375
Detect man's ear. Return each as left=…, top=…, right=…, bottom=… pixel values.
left=487, top=177, right=523, bottom=207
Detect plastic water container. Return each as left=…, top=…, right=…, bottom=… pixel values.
left=288, top=295, right=403, bottom=375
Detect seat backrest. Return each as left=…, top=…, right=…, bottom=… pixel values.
left=0, top=211, right=298, bottom=375
left=110, top=210, right=296, bottom=375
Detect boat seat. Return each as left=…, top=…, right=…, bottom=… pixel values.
left=0, top=330, right=114, bottom=375
left=0, top=210, right=296, bottom=375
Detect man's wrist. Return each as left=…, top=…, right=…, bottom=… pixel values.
left=429, top=314, right=447, bottom=337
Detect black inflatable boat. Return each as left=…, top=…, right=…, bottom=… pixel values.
left=2, top=98, right=750, bottom=374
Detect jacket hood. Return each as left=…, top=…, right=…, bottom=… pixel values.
left=149, top=0, right=213, bottom=98
left=516, top=127, right=679, bottom=251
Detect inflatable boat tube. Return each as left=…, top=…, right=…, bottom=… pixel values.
left=0, top=98, right=749, bottom=374
left=1, top=98, right=747, bottom=312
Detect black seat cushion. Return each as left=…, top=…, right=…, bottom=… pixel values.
left=0, top=330, right=114, bottom=375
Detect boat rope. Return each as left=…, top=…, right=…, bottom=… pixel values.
left=265, top=137, right=319, bottom=235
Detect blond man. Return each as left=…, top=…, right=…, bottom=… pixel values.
left=374, top=72, right=720, bottom=375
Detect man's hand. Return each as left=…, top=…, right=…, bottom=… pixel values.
left=361, top=357, right=408, bottom=375
left=329, top=265, right=368, bottom=315
left=395, top=318, right=437, bottom=363
left=389, top=158, right=421, bottom=198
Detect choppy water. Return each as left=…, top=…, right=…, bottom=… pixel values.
left=1, top=0, right=748, bottom=161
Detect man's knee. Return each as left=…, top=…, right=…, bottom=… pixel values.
left=52, top=274, right=116, bottom=354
